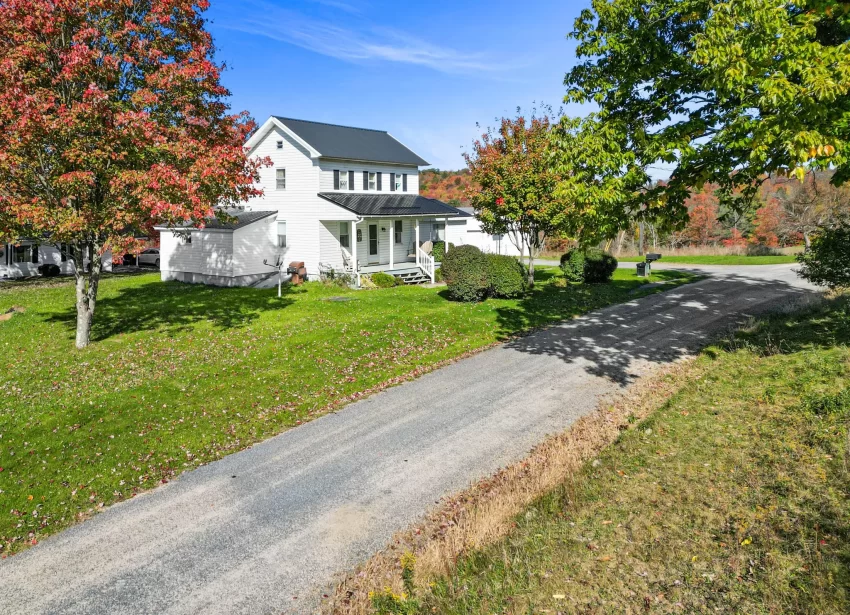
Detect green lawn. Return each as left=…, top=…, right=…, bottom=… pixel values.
left=618, top=254, right=797, bottom=265
left=0, top=267, right=695, bottom=554
left=424, top=295, right=850, bottom=614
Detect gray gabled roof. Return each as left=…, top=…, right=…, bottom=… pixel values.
left=274, top=117, right=429, bottom=166
left=318, top=193, right=464, bottom=217
left=157, top=209, right=277, bottom=231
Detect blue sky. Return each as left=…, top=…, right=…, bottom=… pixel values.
left=205, top=0, right=593, bottom=171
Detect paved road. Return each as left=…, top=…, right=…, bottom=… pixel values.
left=1, top=265, right=816, bottom=615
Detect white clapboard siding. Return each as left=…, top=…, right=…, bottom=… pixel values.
left=161, top=230, right=234, bottom=278
left=0, top=243, right=112, bottom=279
left=232, top=217, right=278, bottom=277
left=318, top=161, right=420, bottom=195
left=319, top=220, right=346, bottom=271
left=245, top=127, right=355, bottom=278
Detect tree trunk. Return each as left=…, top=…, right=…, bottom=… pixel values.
left=803, top=231, right=811, bottom=250
left=526, top=253, right=536, bottom=289
left=74, top=242, right=103, bottom=349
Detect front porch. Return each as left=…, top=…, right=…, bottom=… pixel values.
left=320, top=216, right=454, bottom=285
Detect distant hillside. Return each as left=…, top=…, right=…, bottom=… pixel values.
left=420, top=169, right=476, bottom=207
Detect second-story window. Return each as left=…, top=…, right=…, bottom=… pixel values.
left=395, top=173, right=403, bottom=192
left=338, top=171, right=348, bottom=190
left=276, top=168, right=286, bottom=190
left=369, top=172, right=377, bottom=190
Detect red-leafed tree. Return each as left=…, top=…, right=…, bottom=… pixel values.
left=464, top=109, right=567, bottom=288
left=751, top=200, right=787, bottom=248
left=0, top=0, right=267, bottom=348
left=684, top=193, right=721, bottom=246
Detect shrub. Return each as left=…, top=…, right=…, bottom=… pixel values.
left=797, top=225, right=850, bottom=289
left=432, top=241, right=455, bottom=262
left=441, top=244, right=488, bottom=302
left=560, top=249, right=618, bottom=283
left=560, top=250, right=586, bottom=283
left=583, top=249, right=618, bottom=283
left=486, top=254, right=527, bottom=298
left=434, top=267, right=443, bottom=283
left=370, top=272, right=398, bottom=288
left=38, top=263, right=61, bottom=277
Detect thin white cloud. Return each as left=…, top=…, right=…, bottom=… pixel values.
left=218, top=1, right=515, bottom=75
left=306, top=0, right=362, bottom=14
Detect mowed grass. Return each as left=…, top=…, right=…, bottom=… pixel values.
left=425, top=295, right=850, bottom=614
left=618, top=254, right=797, bottom=265
left=0, top=267, right=695, bottom=554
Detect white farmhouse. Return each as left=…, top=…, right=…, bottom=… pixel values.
left=157, top=116, right=516, bottom=287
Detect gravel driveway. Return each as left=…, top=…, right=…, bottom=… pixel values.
left=0, top=264, right=816, bottom=615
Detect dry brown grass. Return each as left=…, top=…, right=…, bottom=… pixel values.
left=324, top=358, right=707, bottom=615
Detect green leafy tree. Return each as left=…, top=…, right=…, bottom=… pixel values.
left=797, top=225, right=850, bottom=288
left=564, top=0, right=850, bottom=221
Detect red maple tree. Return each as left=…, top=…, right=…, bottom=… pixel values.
left=0, top=0, right=267, bottom=347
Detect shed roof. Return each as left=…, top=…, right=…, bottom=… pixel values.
left=157, top=209, right=277, bottom=231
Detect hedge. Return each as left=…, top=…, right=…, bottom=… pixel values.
left=560, top=249, right=618, bottom=283
left=370, top=272, right=398, bottom=288
left=486, top=254, right=527, bottom=298
left=441, top=245, right=489, bottom=302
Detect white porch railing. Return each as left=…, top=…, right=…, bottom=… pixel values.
left=416, top=246, right=435, bottom=283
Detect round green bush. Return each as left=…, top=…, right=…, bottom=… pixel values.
left=432, top=241, right=455, bottom=263
left=441, top=244, right=489, bottom=302
left=560, top=249, right=586, bottom=283
left=370, top=272, right=398, bottom=288
left=583, top=249, right=618, bottom=283
left=560, top=249, right=618, bottom=283
left=797, top=225, right=850, bottom=289
left=486, top=254, right=527, bottom=298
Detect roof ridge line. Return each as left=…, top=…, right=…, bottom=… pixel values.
left=274, top=116, right=387, bottom=134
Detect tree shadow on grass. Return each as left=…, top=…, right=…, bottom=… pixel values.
left=47, top=280, right=297, bottom=342
left=494, top=272, right=816, bottom=386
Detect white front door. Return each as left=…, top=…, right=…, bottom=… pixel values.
left=368, top=224, right=380, bottom=264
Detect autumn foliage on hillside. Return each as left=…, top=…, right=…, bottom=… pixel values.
left=420, top=169, right=477, bottom=206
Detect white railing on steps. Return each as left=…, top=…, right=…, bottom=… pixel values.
left=416, top=247, right=435, bottom=283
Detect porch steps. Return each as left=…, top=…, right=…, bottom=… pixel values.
left=389, top=268, right=432, bottom=285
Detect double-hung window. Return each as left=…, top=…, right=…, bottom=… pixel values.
left=368, top=172, right=377, bottom=191
left=13, top=244, right=36, bottom=263
left=340, top=222, right=351, bottom=249
left=394, top=220, right=403, bottom=244
left=395, top=174, right=403, bottom=192
left=276, top=168, right=286, bottom=190
left=338, top=171, right=348, bottom=190
left=277, top=221, right=287, bottom=248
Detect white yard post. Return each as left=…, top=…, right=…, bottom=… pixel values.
left=388, top=220, right=394, bottom=270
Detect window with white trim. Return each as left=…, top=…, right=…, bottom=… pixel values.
left=340, top=222, right=351, bottom=249
left=13, top=244, right=37, bottom=264
left=394, top=220, right=403, bottom=244
left=395, top=173, right=403, bottom=191
left=276, top=168, right=286, bottom=190
left=368, top=172, right=377, bottom=191
left=338, top=171, right=348, bottom=190
left=277, top=221, right=287, bottom=248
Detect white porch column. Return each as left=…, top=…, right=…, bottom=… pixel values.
left=388, top=220, right=394, bottom=270
left=352, top=218, right=360, bottom=288
left=445, top=217, right=450, bottom=254
left=415, top=219, right=420, bottom=252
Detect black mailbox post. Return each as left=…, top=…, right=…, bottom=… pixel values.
left=637, top=253, right=661, bottom=277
